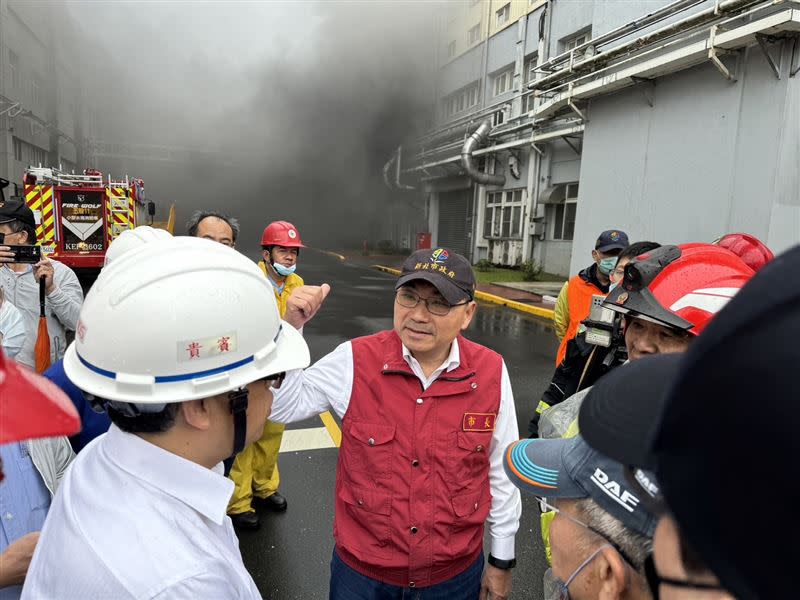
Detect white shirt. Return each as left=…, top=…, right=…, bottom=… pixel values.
left=22, top=426, right=261, bottom=600
left=0, top=297, right=25, bottom=359
left=270, top=338, right=522, bottom=560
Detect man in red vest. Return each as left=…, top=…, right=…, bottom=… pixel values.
left=274, top=247, right=522, bottom=600
left=553, top=230, right=629, bottom=367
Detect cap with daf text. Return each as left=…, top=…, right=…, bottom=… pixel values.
left=0, top=198, right=36, bottom=228
left=504, top=436, right=657, bottom=538
left=395, top=248, right=476, bottom=305
left=595, top=230, right=629, bottom=252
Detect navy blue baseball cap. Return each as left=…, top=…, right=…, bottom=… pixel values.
left=396, top=247, right=476, bottom=305
left=595, top=230, right=629, bottom=252
left=0, top=198, right=36, bottom=228
left=504, top=436, right=657, bottom=538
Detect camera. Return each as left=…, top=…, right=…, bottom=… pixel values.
left=0, top=233, right=42, bottom=264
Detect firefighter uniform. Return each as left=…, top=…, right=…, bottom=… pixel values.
left=227, top=262, right=303, bottom=516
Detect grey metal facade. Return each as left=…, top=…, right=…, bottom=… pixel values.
left=400, top=0, right=800, bottom=276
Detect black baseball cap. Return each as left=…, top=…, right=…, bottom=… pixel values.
left=0, top=198, right=36, bottom=228
left=579, top=243, right=800, bottom=600
left=396, top=248, right=476, bottom=305
left=595, top=230, right=629, bottom=252
left=504, top=436, right=657, bottom=538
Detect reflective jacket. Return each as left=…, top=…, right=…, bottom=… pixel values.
left=554, top=264, right=607, bottom=366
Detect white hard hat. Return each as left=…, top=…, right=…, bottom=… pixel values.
left=104, top=226, right=172, bottom=267
left=64, top=236, right=309, bottom=404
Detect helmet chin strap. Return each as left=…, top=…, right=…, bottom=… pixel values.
left=228, top=388, right=249, bottom=456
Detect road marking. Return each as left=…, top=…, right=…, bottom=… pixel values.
left=279, top=427, right=337, bottom=453
left=320, top=411, right=342, bottom=447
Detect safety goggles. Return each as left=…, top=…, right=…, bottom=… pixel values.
left=644, top=555, right=726, bottom=599
left=538, top=498, right=638, bottom=568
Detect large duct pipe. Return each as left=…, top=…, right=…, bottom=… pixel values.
left=461, top=120, right=506, bottom=186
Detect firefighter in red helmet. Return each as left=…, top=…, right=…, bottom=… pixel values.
left=714, top=233, right=774, bottom=272
left=227, top=221, right=305, bottom=528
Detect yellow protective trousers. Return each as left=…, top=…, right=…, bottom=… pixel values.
left=227, top=420, right=285, bottom=515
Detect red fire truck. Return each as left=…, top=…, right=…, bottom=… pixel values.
left=22, top=166, right=173, bottom=272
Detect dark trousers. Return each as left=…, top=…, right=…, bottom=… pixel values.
left=329, top=548, right=484, bottom=600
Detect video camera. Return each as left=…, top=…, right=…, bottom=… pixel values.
left=582, top=294, right=628, bottom=367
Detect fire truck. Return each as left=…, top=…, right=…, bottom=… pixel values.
left=21, top=166, right=174, bottom=273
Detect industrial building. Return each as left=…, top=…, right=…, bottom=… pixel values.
left=0, top=1, right=96, bottom=196
left=389, top=0, right=799, bottom=276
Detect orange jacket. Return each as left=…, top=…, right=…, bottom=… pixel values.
left=555, top=272, right=605, bottom=365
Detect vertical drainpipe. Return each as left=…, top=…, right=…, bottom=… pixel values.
left=527, top=0, right=554, bottom=264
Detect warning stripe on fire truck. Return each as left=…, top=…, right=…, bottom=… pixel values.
left=106, top=187, right=135, bottom=241
left=24, top=184, right=57, bottom=252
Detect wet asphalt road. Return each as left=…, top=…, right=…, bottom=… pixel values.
left=239, top=250, right=559, bottom=599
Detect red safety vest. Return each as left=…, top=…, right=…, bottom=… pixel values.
left=334, top=330, right=502, bottom=588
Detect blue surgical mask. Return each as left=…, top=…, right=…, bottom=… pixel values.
left=543, top=546, right=612, bottom=600
left=273, top=262, right=296, bottom=277
left=598, top=256, right=618, bottom=276
left=609, top=281, right=619, bottom=292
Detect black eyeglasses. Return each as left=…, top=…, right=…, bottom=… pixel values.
left=395, top=288, right=469, bottom=316
left=644, top=555, right=726, bottom=600
left=261, top=372, right=286, bottom=390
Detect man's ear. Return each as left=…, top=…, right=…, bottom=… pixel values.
left=591, top=249, right=600, bottom=262
left=460, top=301, right=477, bottom=331
left=595, top=547, right=628, bottom=600
left=180, top=398, right=213, bottom=432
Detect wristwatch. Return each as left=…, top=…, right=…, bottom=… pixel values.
left=488, top=554, right=517, bottom=570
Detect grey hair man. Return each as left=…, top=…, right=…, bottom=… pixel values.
left=0, top=199, right=83, bottom=368
left=504, top=435, right=654, bottom=600
left=186, top=210, right=240, bottom=248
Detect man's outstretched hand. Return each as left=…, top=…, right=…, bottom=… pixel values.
left=284, top=284, right=331, bottom=330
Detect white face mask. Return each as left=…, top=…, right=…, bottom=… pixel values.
left=273, top=262, right=296, bottom=277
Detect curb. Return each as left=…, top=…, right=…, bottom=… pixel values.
left=371, top=265, right=555, bottom=320
left=312, top=248, right=346, bottom=261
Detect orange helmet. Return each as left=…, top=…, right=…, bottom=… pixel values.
left=715, top=233, right=774, bottom=271
left=604, top=244, right=754, bottom=336
left=0, top=350, right=81, bottom=445
left=261, top=221, right=305, bottom=248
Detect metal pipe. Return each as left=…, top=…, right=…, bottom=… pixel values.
left=537, top=0, right=707, bottom=74
left=461, top=120, right=506, bottom=186
left=531, top=0, right=768, bottom=91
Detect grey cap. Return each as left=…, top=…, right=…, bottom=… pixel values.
left=504, top=436, right=657, bottom=538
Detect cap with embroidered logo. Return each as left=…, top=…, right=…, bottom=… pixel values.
left=595, top=230, right=629, bottom=252
left=395, top=248, right=476, bottom=305
left=503, top=435, right=657, bottom=538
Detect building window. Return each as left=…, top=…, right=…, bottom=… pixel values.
left=9, top=50, right=20, bottom=89
left=484, top=189, right=525, bottom=239
left=447, top=40, right=457, bottom=58
left=552, top=183, right=579, bottom=240
left=442, top=82, right=480, bottom=118
left=493, top=68, right=513, bottom=96
left=563, top=30, right=591, bottom=54
left=496, top=3, right=510, bottom=27
left=12, top=137, right=23, bottom=162
left=468, top=24, right=481, bottom=46
left=492, top=108, right=506, bottom=127
left=522, top=54, right=538, bottom=112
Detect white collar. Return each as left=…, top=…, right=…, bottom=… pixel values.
left=401, top=338, right=461, bottom=374
left=103, top=425, right=234, bottom=525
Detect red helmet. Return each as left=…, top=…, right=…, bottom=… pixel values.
left=261, top=221, right=305, bottom=248
left=604, top=244, right=754, bottom=336
left=0, top=350, right=81, bottom=445
left=715, top=233, right=774, bottom=271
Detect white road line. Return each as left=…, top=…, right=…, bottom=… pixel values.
left=279, top=427, right=337, bottom=453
